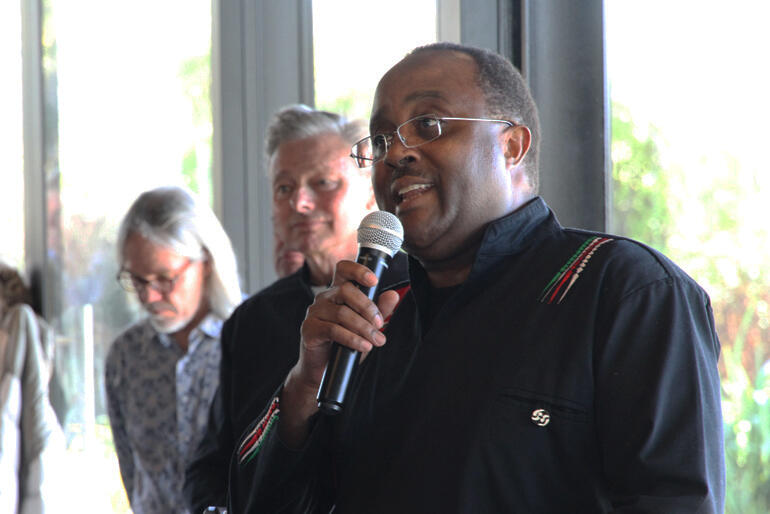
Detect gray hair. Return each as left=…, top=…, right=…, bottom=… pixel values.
left=117, top=186, right=242, bottom=320
left=265, top=104, right=367, bottom=174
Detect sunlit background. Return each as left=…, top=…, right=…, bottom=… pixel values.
left=312, top=0, right=437, bottom=120
left=0, top=0, right=25, bottom=271
left=2, top=1, right=214, bottom=511
left=2, top=1, right=768, bottom=512
left=606, top=3, right=770, bottom=511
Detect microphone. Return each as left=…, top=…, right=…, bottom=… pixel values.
left=317, top=211, right=404, bottom=415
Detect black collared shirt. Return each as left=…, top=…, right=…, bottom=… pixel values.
left=230, top=197, right=725, bottom=513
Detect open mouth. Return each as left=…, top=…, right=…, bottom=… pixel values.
left=396, top=183, right=434, bottom=205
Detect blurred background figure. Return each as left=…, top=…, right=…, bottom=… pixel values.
left=0, top=262, right=67, bottom=513
left=183, top=104, right=408, bottom=513
left=105, top=186, right=242, bottom=514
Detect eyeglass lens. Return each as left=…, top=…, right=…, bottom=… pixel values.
left=357, top=115, right=442, bottom=163
left=118, top=259, right=191, bottom=295
left=119, top=272, right=173, bottom=294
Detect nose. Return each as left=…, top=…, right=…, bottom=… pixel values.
left=139, top=283, right=164, bottom=303
left=290, top=186, right=315, bottom=213
left=384, top=134, right=417, bottom=167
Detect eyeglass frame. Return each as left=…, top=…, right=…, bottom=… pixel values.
left=350, top=114, right=516, bottom=168
left=117, top=258, right=196, bottom=296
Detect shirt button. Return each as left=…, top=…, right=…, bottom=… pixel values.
left=531, top=408, right=550, bottom=426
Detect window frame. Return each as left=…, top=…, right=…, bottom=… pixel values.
left=22, top=0, right=609, bottom=301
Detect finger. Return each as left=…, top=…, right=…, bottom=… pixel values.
left=301, top=313, right=381, bottom=355
left=311, top=284, right=378, bottom=328
left=309, top=287, right=385, bottom=348
left=331, top=260, right=379, bottom=290
left=337, top=280, right=386, bottom=328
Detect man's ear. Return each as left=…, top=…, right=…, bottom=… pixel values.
left=502, top=125, right=532, bottom=168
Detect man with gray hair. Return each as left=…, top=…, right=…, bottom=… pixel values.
left=105, top=185, right=242, bottom=514
left=183, top=105, right=409, bottom=513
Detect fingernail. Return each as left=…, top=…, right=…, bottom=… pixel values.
left=373, top=330, right=386, bottom=345
left=374, top=312, right=384, bottom=328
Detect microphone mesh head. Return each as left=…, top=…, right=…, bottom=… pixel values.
left=357, top=211, right=404, bottom=257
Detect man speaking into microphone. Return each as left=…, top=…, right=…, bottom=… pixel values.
left=229, top=43, right=724, bottom=513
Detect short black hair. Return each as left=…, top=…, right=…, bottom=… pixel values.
left=407, top=42, right=541, bottom=192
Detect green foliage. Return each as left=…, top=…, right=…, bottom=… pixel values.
left=178, top=53, right=212, bottom=202
left=317, top=95, right=355, bottom=118
left=315, top=89, right=376, bottom=121
left=722, top=330, right=770, bottom=513
left=609, top=102, right=671, bottom=253
left=611, top=102, right=770, bottom=512
left=181, top=149, right=199, bottom=194
left=179, top=55, right=212, bottom=126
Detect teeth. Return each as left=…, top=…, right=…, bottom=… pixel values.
left=398, top=184, right=431, bottom=196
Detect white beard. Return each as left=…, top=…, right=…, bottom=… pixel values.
left=149, top=314, right=192, bottom=334
left=146, top=303, right=196, bottom=334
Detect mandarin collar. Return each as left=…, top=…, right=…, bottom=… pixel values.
left=406, top=196, right=556, bottom=289
left=467, top=196, right=554, bottom=281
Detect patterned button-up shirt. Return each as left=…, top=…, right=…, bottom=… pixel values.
left=105, top=315, right=223, bottom=514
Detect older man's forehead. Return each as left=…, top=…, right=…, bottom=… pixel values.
left=272, top=153, right=357, bottom=185
left=271, top=132, right=351, bottom=171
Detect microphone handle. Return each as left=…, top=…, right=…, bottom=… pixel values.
left=317, top=248, right=391, bottom=415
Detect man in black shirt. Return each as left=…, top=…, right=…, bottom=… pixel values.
left=229, top=43, right=725, bottom=513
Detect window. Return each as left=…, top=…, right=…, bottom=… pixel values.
left=606, top=2, right=770, bottom=511
left=41, top=1, right=213, bottom=511
left=0, top=0, right=25, bottom=272
left=312, top=0, right=438, bottom=120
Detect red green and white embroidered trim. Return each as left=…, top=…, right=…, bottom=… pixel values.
left=238, top=396, right=280, bottom=466
left=539, top=236, right=613, bottom=304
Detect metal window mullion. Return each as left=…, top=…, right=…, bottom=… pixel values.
left=21, top=0, right=48, bottom=315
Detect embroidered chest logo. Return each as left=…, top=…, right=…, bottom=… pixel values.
left=539, top=236, right=613, bottom=304
left=531, top=408, right=551, bottom=427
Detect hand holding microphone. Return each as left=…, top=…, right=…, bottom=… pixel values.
left=280, top=211, right=403, bottom=446
left=316, top=211, right=404, bottom=414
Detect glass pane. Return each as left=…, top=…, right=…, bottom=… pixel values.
left=312, top=0, right=438, bottom=120
left=0, top=0, right=25, bottom=272
left=606, top=2, right=770, bottom=511
left=43, top=1, right=213, bottom=511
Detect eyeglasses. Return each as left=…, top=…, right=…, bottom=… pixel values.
left=117, top=259, right=194, bottom=295
left=350, top=114, right=515, bottom=168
